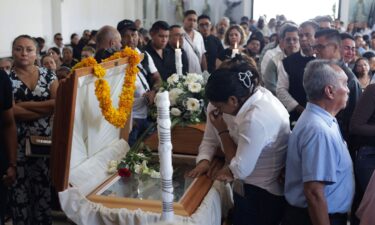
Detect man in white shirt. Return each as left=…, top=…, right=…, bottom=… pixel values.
left=52, top=33, right=64, bottom=57
left=117, top=19, right=162, bottom=146
left=263, top=23, right=300, bottom=95
left=182, top=10, right=207, bottom=73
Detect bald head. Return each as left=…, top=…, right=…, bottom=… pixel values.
left=96, top=25, right=122, bottom=51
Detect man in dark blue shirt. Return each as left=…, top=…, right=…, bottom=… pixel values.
left=198, top=15, right=224, bottom=73
left=0, top=70, right=17, bottom=225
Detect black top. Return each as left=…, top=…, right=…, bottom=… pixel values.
left=217, top=48, right=233, bottom=62
left=203, top=35, right=224, bottom=73
left=0, top=70, right=13, bottom=173
left=282, top=51, right=315, bottom=122
left=350, top=84, right=375, bottom=147
left=336, top=60, right=362, bottom=141
left=144, top=43, right=188, bottom=80
left=61, top=59, right=79, bottom=68
left=95, top=48, right=116, bottom=63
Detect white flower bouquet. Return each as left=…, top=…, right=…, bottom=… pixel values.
left=160, top=72, right=209, bottom=126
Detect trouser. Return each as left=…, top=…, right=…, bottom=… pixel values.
left=128, top=118, right=151, bottom=147
left=351, top=146, right=375, bottom=225
left=355, top=146, right=375, bottom=192
left=282, top=203, right=347, bottom=225
left=233, top=183, right=285, bottom=225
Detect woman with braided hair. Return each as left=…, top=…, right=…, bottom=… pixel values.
left=188, top=55, right=290, bottom=225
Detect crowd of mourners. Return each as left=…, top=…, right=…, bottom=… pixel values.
left=1, top=8, right=375, bottom=225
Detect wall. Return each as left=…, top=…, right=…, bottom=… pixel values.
left=0, top=0, right=53, bottom=57
left=0, top=0, right=353, bottom=57
left=0, top=0, right=142, bottom=57
left=149, top=0, right=252, bottom=28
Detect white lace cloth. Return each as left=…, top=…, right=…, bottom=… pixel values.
left=59, top=181, right=233, bottom=225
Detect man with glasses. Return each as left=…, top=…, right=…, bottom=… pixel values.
left=340, top=33, right=356, bottom=69
left=52, top=33, right=64, bottom=57
left=313, top=28, right=361, bottom=148
left=197, top=14, right=224, bottom=74
left=276, top=21, right=319, bottom=126
left=263, top=22, right=300, bottom=95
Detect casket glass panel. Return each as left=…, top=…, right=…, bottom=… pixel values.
left=98, top=159, right=194, bottom=202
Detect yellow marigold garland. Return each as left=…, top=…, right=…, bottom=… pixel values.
left=71, top=47, right=140, bottom=128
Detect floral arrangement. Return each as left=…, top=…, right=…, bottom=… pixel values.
left=108, top=143, right=160, bottom=178
left=159, top=72, right=210, bottom=126
left=108, top=71, right=210, bottom=178
left=71, top=47, right=140, bottom=128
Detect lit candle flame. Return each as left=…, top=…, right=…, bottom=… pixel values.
left=177, top=40, right=179, bottom=49
left=234, top=42, right=237, bottom=49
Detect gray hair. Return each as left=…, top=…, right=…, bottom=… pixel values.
left=303, top=59, right=342, bottom=101
left=220, top=17, right=230, bottom=25
left=63, top=46, right=73, bottom=53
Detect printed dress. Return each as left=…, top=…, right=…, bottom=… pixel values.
left=9, top=67, right=57, bottom=225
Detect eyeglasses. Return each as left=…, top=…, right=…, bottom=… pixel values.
left=312, top=43, right=335, bottom=51
left=199, top=23, right=211, bottom=28
left=343, top=46, right=356, bottom=52
left=56, top=37, right=63, bottom=41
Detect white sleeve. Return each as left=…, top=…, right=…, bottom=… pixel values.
left=145, top=52, right=158, bottom=74
left=198, top=34, right=206, bottom=55
left=260, top=51, right=271, bottom=77
left=276, top=61, right=299, bottom=112
left=196, top=104, right=220, bottom=164
left=228, top=111, right=268, bottom=180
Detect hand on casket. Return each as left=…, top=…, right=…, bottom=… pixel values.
left=214, top=165, right=234, bottom=183
left=186, top=158, right=225, bottom=179
left=186, top=160, right=209, bottom=178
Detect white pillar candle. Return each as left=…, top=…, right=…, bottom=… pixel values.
left=175, top=40, right=183, bottom=75
left=231, top=42, right=239, bottom=58
left=155, top=91, right=174, bottom=222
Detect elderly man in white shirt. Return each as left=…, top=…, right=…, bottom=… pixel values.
left=188, top=57, right=290, bottom=225
left=182, top=10, right=207, bottom=73
left=262, top=22, right=300, bottom=95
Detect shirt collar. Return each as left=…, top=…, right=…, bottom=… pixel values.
left=300, top=50, right=315, bottom=58
left=306, top=102, right=336, bottom=127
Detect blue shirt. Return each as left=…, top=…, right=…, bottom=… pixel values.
left=285, top=103, right=355, bottom=213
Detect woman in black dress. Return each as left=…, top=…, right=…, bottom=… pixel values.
left=9, top=35, right=58, bottom=225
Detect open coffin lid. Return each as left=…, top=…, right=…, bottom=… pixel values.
left=50, top=56, right=222, bottom=218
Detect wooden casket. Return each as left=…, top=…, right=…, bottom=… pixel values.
left=50, top=57, right=231, bottom=225
left=144, top=123, right=205, bottom=155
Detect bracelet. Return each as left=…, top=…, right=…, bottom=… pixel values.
left=218, top=129, right=229, bottom=136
